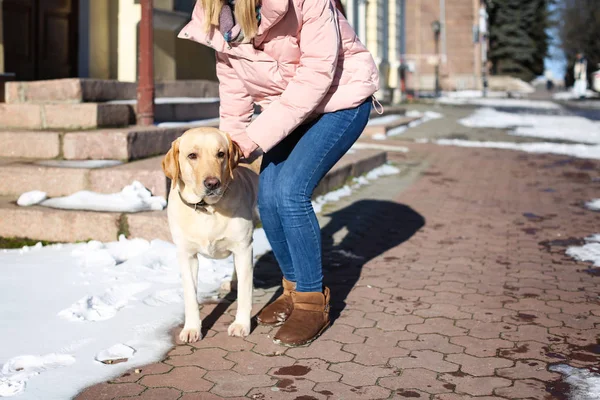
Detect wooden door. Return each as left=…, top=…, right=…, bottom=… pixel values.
left=2, top=0, right=78, bottom=80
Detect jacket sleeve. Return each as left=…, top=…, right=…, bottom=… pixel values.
left=215, top=52, right=257, bottom=154
left=245, top=0, right=341, bottom=152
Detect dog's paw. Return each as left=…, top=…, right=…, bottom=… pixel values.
left=179, top=323, right=202, bottom=343
left=220, top=280, right=238, bottom=292
left=227, top=321, right=250, bottom=337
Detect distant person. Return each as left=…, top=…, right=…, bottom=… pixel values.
left=574, top=53, right=588, bottom=98
left=546, top=79, right=554, bottom=92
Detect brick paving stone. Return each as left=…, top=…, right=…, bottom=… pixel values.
left=450, top=336, right=515, bottom=357
left=494, top=379, right=552, bottom=399
left=439, top=374, right=511, bottom=396
left=390, top=349, right=459, bottom=373
left=433, top=395, right=507, bottom=400
left=319, top=323, right=366, bottom=344
left=445, top=354, right=513, bottom=376
left=379, top=368, right=453, bottom=394
left=347, top=286, right=392, bottom=301
left=389, top=389, right=431, bottom=399
left=270, top=358, right=342, bottom=383
left=397, top=334, right=464, bottom=354
left=167, top=346, right=194, bottom=356
left=204, top=370, right=274, bottom=397
left=247, top=378, right=324, bottom=400
left=500, top=324, right=562, bottom=344
left=414, top=303, right=472, bottom=319
left=312, top=382, right=390, bottom=399
left=166, top=348, right=235, bottom=370
left=228, top=351, right=295, bottom=375
left=180, top=393, right=246, bottom=400
left=501, top=311, right=562, bottom=328
left=456, top=320, right=517, bottom=339
left=407, top=317, right=468, bottom=336
left=285, top=340, right=354, bottom=362
left=343, top=343, right=409, bottom=366
left=336, top=309, right=377, bottom=328
left=354, top=327, right=417, bottom=347
left=111, top=363, right=173, bottom=383
left=329, top=362, right=395, bottom=386
left=190, top=331, right=255, bottom=352
left=140, top=366, right=213, bottom=392
left=370, top=312, right=425, bottom=331
left=546, top=313, right=600, bottom=329
left=76, top=383, right=144, bottom=400
left=381, top=288, right=435, bottom=301
left=496, top=359, right=561, bottom=381
left=118, top=388, right=181, bottom=400
left=468, top=307, right=516, bottom=323
left=498, top=341, right=566, bottom=363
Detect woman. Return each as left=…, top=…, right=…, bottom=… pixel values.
left=179, top=0, right=379, bottom=347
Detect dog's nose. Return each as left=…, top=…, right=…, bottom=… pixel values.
left=204, top=177, right=221, bottom=191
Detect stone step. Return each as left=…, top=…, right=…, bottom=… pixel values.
left=0, top=103, right=131, bottom=130
left=109, top=97, right=220, bottom=122
left=0, top=149, right=387, bottom=243
left=363, top=115, right=421, bottom=138
left=5, top=78, right=219, bottom=104
left=0, top=157, right=167, bottom=198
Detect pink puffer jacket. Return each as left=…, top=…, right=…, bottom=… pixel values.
left=178, top=0, right=379, bottom=154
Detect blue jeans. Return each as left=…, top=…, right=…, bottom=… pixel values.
left=258, top=100, right=372, bottom=292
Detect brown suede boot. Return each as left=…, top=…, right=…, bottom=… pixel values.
left=256, top=278, right=296, bottom=326
left=273, top=287, right=331, bottom=347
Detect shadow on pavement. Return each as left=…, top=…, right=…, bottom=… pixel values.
left=200, top=200, right=425, bottom=333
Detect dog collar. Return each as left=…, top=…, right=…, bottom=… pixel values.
left=178, top=191, right=208, bottom=213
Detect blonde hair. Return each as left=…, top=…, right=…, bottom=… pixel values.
left=201, top=0, right=259, bottom=41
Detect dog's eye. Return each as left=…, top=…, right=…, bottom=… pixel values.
left=217, top=151, right=225, bottom=159
left=187, top=153, right=197, bottom=160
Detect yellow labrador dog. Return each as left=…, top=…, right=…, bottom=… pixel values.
left=162, top=127, right=259, bottom=343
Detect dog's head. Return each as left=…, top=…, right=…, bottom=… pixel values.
left=162, top=127, right=241, bottom=205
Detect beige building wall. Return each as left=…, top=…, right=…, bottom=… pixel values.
left=405, top=0, right=483, bottom=92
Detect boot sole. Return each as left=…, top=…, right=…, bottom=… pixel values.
left=272, top=320, right=331, bottom=348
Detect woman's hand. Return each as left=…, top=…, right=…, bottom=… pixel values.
left=233, top=132, right=260, bottom=159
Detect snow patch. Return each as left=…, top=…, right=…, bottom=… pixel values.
left=35, top=160, right=123, bottom=169
left=58, top=283, right=152, bottom=322
left=312, top=164, right=401, bottom=213
left=459, top=108, right=600, bottom=144
left=436, top=139, right=600, bottom=160
left=553, top=89, right=599, bottom=101
left=549, top=364, right=600, bottom=400
left=0, top=354, right=76, bottom=397
left=438, top=97, right=560, bottom=109
left=94, top=344, right=136, bottom=364
left=38, top=181, right=166, bottom=213
left=566, top=235, right=600, bottom=268
left=585, top=199, right=600, bottom=211
left=16, top=191, right=47, bottom=207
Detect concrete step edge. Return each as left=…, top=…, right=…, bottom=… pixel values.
left=0, top=149, right=388, bottom=243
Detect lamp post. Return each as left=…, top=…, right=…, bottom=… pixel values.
left=137, top=0, right=155, bottom=126
left=431, top=20, right=441, bottom=97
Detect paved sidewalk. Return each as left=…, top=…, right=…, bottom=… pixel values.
left=77, top=144, right=600, bottom=400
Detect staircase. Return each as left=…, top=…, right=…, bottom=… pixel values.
left=0, top=79, right=399, bottom=244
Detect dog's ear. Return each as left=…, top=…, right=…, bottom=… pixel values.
left=162, top=137, right=181, bottom=184
left=227, top=136, right=241, bottom=179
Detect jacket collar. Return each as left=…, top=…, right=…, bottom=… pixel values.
left=254, top=0, right=289, bottom=44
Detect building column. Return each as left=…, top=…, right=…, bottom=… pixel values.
left=118, top=0, right=141, bottom=82
left=0, top=0, right=4, bottom=73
